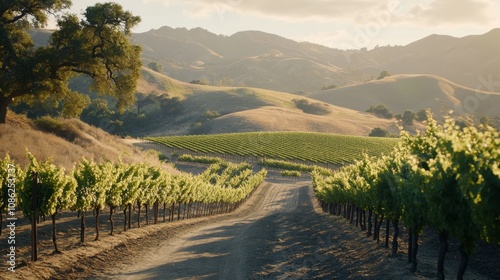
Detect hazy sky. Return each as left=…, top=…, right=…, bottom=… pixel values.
left=59, top=0, right=500, bottom=49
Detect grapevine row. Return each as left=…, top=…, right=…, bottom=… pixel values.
left=0, top=152, right=266, bottom=256
left=147, top=131, right=398, bottom=165
left=312, top=116, right=499, bottom=280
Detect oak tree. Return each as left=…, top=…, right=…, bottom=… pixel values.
left=0, top=1, right=141, bottom=123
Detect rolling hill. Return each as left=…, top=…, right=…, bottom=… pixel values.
left=134, top=26, right=500, bottom=94
left=308, top=74, right=500, bottom=117
left=135, top=68, right=401, bottom=136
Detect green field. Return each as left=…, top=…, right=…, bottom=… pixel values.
left=147, top=132, right=399, bottom=165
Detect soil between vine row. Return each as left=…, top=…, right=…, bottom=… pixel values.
left=3, top=176, right=498, bottom=279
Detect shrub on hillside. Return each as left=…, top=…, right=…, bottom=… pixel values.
left=416, top=109, right=429, bottom=122
left=402, top=110, right=416, bottom=126
left=366, top=104, right=393, bottom=119
left=34, top=116, right=85, bottom=142
left=203, top=110, right=221, bottom=120
left=190, top=79, right=209, bottom=85
left=369, top=127, right=389, bottom=137
left=147, top=62, right=163, bottom=72
left=377, top=70, right=391, bottom=80
left=293, top=99, right=330, bottom=115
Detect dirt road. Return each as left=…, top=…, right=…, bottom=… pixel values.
left=101, top=181, right=307, bottom=279
left=74, top=178, right=496, bottom=280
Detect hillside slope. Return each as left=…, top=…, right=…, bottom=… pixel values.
left=0, top=112, right=174, bottom=171
left=308, top=74, right=500, bottom=117
left=136, top=68, right=401, bottom=136
left=197, top=106, right=393, bottom=136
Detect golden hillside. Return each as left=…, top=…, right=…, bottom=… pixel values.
left=308, top=74, right=500, bottom=117
left=137, top=68, right=400, bottom=136
left=0, top=112, right=175, bottom=172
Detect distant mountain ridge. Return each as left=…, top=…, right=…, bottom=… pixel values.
left=133, top=26, right=500, bottom=93
left=133, top=27, right=359, bottom=92
left=308, top=74, right=500, bottom=118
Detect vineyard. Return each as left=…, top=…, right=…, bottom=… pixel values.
left=146, top=131, right=399, bottom=165
left=312, top=116, right=500, bottom=280
left=0, top=152, right=266, bottom=259
left=2, top=119, right=499, bottom=278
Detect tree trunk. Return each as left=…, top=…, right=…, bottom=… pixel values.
left=385, top=219, right=390, bottom=248
left=182, top=203, right=187, bottom=219
left=373, top=213, right=378, bottom=240
left=362, top=210, right=366, bottom=231
left=177, top=203, right=181, bottom=220
left=350, top=205, right=355, bottom=224
left=0, top=209, right=2, bottom=235
left=137, top=202, right=141, bottom=228
left=171, top=203, right=175, bottom=221
left=145, top=204, right=149, bottom=225
left=408, top=231, right=413, bottom=263
left=187, top=202, right=192, bottom=219
left=128, top=204, right=132, bottom=229
left=376, top=214, right=384, bottom=243
left=355, top=208, right=359, bottom=227
left=154, top=202, right=159, bottom=224
left=94, top=208, right=100, bottom=241
left=51, top=214, right=61, bottom=254
left=0, top=97, right=10, bottom=124
left=123, top=208, right=127, bottom=232
left=163, top=202, right=167, bottom=222
left=109, top=206, right=115, bottom=235
left=410, top=233, right=419, bottom=273
left=437, top=231, right=448, bottom=280
left=80, top=211, right=86, bottom=243
left=392, top=220, right=399, bottom=255
left=457, top=245, right=469, bottom=280
left=367, top=210, right=373, bottom=237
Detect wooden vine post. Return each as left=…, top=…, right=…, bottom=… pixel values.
left=31, top=172, right=40, bottom=262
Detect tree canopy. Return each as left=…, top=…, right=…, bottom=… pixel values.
left=369, top=127, right=389, bottom=137
left=402, top=110, right=416, bottom=126
left=0, top=1, right=142, bottom=123
left=366, top=104, right=393, bottom=119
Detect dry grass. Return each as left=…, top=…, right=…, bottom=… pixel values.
left=198, top=106, right=401, bottom=136
left=310, top=74, right=500, bottom=118
left=138, top=69, right=403, bottom=136
left=0, top=112, right=176, bottom=173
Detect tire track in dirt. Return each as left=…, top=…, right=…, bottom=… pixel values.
left=100, top=181, right=303, bottom=280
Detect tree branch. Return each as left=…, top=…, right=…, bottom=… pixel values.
left=6, top=89, right=27, bottom=99
left=70, top=68, right=97, bottom=78
left=3, top=10, right=29, bottom=24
